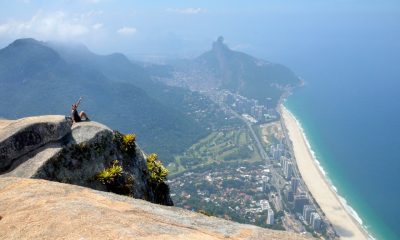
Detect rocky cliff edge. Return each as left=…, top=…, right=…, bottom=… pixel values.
left=0, top=115, right=172, bottom=205
left=0, top=177, right=311, bottom=240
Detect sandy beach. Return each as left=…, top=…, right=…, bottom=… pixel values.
left=280, top=106, right=370, bottom=240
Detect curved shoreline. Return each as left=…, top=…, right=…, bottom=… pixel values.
left=280, top=105, right=372, bottom=240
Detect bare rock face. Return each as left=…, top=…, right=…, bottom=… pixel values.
left=0, top=115, right=71, bottom=172
left=0, top=115, right=173, bottom=206
left=0, top=177, right=311, bottom=240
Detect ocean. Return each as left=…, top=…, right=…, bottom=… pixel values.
left=283, top=48, right=400, bottom=239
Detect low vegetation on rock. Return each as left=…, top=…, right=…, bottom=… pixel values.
left=113, top=131, right=136, bottom=154
left=146, top=153, right=169, bottom=184
left=96, top=160, right=123, bottom=184
left=1, top=116, right=173, bottom=206
left=146, top=153, right=172, bottom=205
left=122, top=134, right=136, bottom=153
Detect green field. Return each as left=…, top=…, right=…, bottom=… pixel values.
left=168, top=127, right=262, bottom=175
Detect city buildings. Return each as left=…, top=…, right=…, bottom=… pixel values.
left=291, top=177, right=300, bottom=193
left=251, top=105, right=266, bottom=121
left=280, top=156, right=288, bottom=166
left=170, top=88, right=334, bottom=237
left=284, top=161, right=293, bottom=179
left=294, top=192, right=309, bottom=213
left=310, top=212, right=322, bottom=231
left=286, top=190, right=294, bottom=202
left=267, top=208, right=275, bottom=225
left=303, top=205, right=316, bottom=224
left=260, top=200, right=270, bottom=211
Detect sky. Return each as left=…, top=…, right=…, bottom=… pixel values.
left=0, top=0, right=399, bottom=65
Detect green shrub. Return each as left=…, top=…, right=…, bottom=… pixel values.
left=113, top=131, right=136, bottom=154
left=122, top=134, right=136, bottom=153
left=146, top=153, right=168, bottom=183
left=96, top=160, right=123, bottom=184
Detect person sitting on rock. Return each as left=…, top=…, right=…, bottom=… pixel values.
left=71, top=97, right=89, bottom=123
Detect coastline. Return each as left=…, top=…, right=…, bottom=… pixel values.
left=280, top=105, right=371, bottom=240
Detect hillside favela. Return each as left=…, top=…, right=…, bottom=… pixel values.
left=0, top=1, right=399, bottom=240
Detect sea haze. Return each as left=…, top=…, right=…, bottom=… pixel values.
left=284, top=33, right=400, bottom=240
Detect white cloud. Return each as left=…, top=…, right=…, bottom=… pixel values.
left=166, top=8, right=207, bottom=14
left=0, top=24, right=10, bottom=35
left=117, top=27, right=137, bottom=36
left=92, top=23, right=103, bottom=30
left=0, top=11, right=91, bottom=39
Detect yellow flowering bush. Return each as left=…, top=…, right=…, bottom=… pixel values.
left=122, top=134, right=136, bottom=153
left=96, top=160, right=123, bottom=184
left=146, top=153, right=168, bottom=184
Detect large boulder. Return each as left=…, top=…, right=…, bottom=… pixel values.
left=0, top=177, right=312, bottom=240
left=0, top=115, right=71, bottom=172
left=0, top=115, right=173, bottom=206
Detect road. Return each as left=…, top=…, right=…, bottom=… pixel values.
left=212, top=99, right=291, bottom=211
left=231, top=109, right=269, bottom=161
left=203, top=91, right=269, bottom=160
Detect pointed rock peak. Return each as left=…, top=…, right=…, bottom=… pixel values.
left=217, top=36, right=224, bottom=44
left=212, top=36, right=230, bottom=52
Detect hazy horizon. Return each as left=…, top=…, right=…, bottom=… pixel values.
left=1, top=1, right=399, bottom=66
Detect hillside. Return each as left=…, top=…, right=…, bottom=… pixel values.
left=0, top=38, right=213, bottom=162
left=160, top=37, right=301, bottom=107
left=0, top=38, right=300, bottom=163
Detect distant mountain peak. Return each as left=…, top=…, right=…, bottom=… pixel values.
left=0, top=38, right=63, bottom=82
left=9, top=38, right=43, bottom=47
left=212, top=36, right=230, bottom=53
left=217, top=36, right=224, bottom=44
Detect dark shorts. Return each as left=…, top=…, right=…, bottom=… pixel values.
left=72, top=110, right=81, bottom=122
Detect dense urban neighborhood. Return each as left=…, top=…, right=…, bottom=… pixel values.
left=170, top=90, right=337, bottom=239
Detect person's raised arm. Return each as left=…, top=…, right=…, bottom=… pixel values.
left=75, top=97, right=82, bottom=108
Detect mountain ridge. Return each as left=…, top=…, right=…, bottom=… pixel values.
left=0, top=38, right=209, bottom=161
left=0, top=37, right=301, bottom=163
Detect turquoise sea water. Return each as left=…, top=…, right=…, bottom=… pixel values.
left=284, top=60, right=400, bottom=239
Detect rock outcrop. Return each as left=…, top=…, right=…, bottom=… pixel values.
left=0, top=177, right=311, bottom=240
left=0, top=116, right=70, bottom=173
left=0, top=115, right=173, bottom=206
